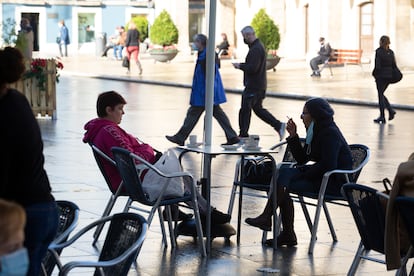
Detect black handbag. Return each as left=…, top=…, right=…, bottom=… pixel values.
left=56, top=37, right=61, bottom=44
left=242, top=158, right=273, bottom=184
left=122, top=57, right=129, bottom=68
left=390, top=66, right=403, bottom=84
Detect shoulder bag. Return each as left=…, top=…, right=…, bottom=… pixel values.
left=122, top=56, right=130, bottom=68
left=390, top=66, right=403, bottom=84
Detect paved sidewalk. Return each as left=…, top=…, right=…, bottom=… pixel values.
left=45, top=51, right=414, bottom=110
left=32, top=50, right=414, bottom=275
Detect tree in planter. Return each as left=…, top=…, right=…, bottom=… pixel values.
left=149, top=9, right=179, bottom=53
left=126, top=16, right=148, bottom=42
left=251, top=8, right=280, bottom=57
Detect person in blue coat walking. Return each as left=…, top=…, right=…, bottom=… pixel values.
left=166, top=34, right=239, bottom=146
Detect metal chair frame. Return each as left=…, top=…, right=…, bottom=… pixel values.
left=228, top=141, right=370, bottom=254
left=342, top=184, right=411, bottom=276
left=49, top=213, right=148, bottom=276
left=111, top=146, right=206, bottom=257
left=89, top=143, right=163, bottom=246
left=41, top=200, right=79, bottom=276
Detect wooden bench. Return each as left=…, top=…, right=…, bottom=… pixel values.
left=320, top=49, right=370, bottom=77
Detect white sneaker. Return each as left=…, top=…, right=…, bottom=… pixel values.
left=278, top=122, right=286, bottom=141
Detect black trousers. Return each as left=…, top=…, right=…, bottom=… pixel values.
left=375, top=78, right=393, bottom=118
left=238, top=89, right=282, bottom=137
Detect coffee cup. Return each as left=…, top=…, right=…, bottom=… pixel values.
left=248, top=135, right=260, bottom=148
left=189, top=135, right=197, bottom=145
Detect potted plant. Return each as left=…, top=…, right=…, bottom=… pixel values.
left=127, top=16, right=148, bottom=42
left=148, top=10, right=179, bottom=62
left=251, top=8, right=281, bottom=71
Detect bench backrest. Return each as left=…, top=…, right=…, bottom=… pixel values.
left=330, top=49, right=362, bottom=64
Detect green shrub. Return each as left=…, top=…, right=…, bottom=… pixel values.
left=149, top=10, right=178, bottom=46
left=125, top=16, right=148, bottom=42
left=251, top=8, right=280, bottom=52
left=133, top=16, right=148, bottom=42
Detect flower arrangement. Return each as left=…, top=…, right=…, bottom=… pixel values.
left=24, top=58, right=64, bottom=91
left=148, top=45, right=178, bottom=53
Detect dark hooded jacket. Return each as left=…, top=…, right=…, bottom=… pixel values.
left=286, top=98, right=352, bottom=195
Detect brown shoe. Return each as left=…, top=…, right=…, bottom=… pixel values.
left=245, top=215, right=271, bottom=231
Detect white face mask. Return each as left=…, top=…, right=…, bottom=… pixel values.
left=0, top=248, right=29, bottom=276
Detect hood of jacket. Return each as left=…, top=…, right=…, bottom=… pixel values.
left=305, top=97, right=334, bottom=123
left=83, top=118, right=116, bottom=143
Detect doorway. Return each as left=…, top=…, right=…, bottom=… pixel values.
left=21, top=12, right=39, bottom=51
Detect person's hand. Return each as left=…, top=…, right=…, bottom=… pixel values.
left=286, top=117, right=297, bottom=138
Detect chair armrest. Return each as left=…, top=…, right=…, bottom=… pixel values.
left=318, top=165, right=367, bottom=200
left=270, top=140, right=288, bottom=150
left=58, top=219, right=148, bottom=275
left=91, top=144, right=116, bottom=166
left=376, top=190, right=390, bottom=200
left=49, top=216, right=114, bottom=250
left=132, top=153, right=194, bottom=180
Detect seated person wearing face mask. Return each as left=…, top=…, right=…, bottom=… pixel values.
left=0, top=199, right=29, bottom=276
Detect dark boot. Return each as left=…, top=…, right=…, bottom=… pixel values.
left=388, top=109, right=396, bottom=121
left=264, top=195, right=297, bottom=247
left=245, top=195, right=274, bottom=231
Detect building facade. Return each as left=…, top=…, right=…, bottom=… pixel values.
left=1, top=0, right=413, bottom=68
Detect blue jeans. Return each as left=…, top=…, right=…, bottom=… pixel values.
left=24, top=201, right=59, bottom=276
left=113, top=45, right=124, bottom=59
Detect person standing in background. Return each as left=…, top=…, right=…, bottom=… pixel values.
left=0, top=47, right=59, bottom=276
left=372, top=35, right=398, bottom=124
left=18, top=18, right=34, bottom=60
left=125, top=21, right=142, bottom=75
left=232, top=26, right=285, bottom=141
left=58, top=20, right=70, bottom=57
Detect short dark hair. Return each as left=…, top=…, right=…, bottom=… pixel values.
left=0, top=47, right=26, bottom=85
left=96, top=91, right=127, bottom=118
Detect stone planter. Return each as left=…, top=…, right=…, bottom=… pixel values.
left=149, top=50, right=178, bottom=63
left=266, top=56, right=281, bottom=72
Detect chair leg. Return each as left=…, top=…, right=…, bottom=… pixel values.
left=93, top=194, right=117, bottom=245
left=165, top=206, right=177, bottom=248
left=298, top=196, right=313, bottom=232
left=322, top=202, right=337, bottom=242
left=157, top=208, right=168, bottom=247
left=236, top=185, right=243, bottom=245
left=227, top=183, right=238, bottom=216
left=308, top=199, right=324, bottom=254
left=123, top=197, right=133, bottom=212
left=347, top=241, right=364, bottom=276
left=191, top=198, right=206, bottom=257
